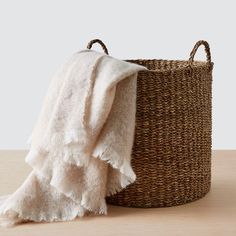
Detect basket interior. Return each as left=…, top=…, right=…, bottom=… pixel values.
left=126, top=59, right=208, bottom=72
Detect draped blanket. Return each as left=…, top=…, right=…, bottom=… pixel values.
left=0, top=50, right=146, bottom=226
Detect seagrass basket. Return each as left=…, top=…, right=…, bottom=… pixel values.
left=87, top=39, right=214, bottom=208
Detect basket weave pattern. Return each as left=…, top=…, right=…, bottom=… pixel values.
left=88, top=40, right=213, bottom=208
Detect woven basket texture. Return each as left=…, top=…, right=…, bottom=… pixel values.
left=87, top=39, right=214, bottom=208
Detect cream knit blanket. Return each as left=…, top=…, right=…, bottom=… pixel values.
left=0, top=49, right=146, bottom=226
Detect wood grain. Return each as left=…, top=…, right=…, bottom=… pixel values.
left=0, top=150, right=235, bottom=236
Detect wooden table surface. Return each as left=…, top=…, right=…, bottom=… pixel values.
left=0, top=150, right=235, bottom=236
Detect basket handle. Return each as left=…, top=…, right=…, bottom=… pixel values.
left=188, top=40, right=212, bottom=67
left=87, top=39, right=109, bottom=55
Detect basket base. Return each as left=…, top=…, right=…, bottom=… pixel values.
left=106, top=184, right=211, bottom=208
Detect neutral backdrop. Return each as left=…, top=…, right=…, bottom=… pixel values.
left=0, top=0, right=235, bottom=149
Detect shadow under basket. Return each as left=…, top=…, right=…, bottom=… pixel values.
left=87, top=39, right=214, bottom=208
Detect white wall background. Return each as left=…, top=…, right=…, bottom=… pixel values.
left=0, top=0, right=235, bottom=149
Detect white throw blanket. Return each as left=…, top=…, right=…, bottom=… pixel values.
left=0, top=49, right=146, bottom=227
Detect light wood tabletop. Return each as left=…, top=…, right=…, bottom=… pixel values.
left=0, top=150, right=235, bottom=236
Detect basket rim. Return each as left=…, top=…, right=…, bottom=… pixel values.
left=125, top=59, right=214, bottom=73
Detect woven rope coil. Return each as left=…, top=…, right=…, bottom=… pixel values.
left=87, top=39, right=213, bottom=208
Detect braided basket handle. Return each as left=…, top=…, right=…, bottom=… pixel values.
left=188, top=40, right=212, bottom=67
left=87, top=39, right=109, bottom=55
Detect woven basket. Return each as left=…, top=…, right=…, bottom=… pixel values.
left=87, top=39, right=214, bottom=208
